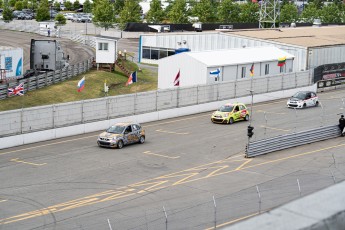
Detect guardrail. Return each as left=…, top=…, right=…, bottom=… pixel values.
left=246, top=125, right=341, bottom=158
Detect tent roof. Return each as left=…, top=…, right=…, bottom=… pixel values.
left=185, top=46, right=295, bottom=67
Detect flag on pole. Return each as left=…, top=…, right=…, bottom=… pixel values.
left=77, top=76, right=85, bottom=92
left=126, top=71, right=137, bottom=86
left=277, top=57, right=286, bottom=67
left=250, top=63, right=254, bottom=77
left=8, top=83, right=24, bottom=96
left=174, top=70, right=180, bottom=86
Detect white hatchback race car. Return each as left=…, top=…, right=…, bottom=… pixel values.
left=287, top=91, right=319, bottom=108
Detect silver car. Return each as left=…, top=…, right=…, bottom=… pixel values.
left=287, top=91, right=319, bottom=108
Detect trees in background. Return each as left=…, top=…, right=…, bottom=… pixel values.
left=146, top=0, right=164, bottom=23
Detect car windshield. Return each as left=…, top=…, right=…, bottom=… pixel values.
left=106, top=125, right=125, bottom=134
left=218, top=105, right=233, bottom=112
left=292, top=92, right=306, bottom=100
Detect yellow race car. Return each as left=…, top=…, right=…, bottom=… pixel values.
left=211, top=103, right=250, bottom=124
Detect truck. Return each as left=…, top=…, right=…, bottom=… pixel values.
left=0, top=46, right=23, bottom=81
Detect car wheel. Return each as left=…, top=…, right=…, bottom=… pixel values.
left=245, top=114, right=249, bottom=121
left=303, top=103, right=307, bottom=108
left=139, top=136, right=145, bottom=144
left=229, top=117, right=234, bottom=124
left=117, top=140, right=124, bottom=149
left=315, top=101, right=319, bottom=107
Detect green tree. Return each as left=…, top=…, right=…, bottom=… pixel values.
left=73, top=0, right=80, bottom=10
left=64, top=0, right=72, bottom=10
left=119, top=0, right=142, bottom=29
left=168, top=0, right=189, bottom=23
left=146, top=0, right=164, bottom=23
left=307, top=0, right=323, bottom=9
left=3, top=0, right=13, bottom=22
left=92, top=0, right=116, bottom=30
left=15, top=1, right=24, bottom=10
left=217, top=0, right=240, bottom=23
left=55, top=13, right=66, bottom=24
left=114, top=0, right=125, bottom=14
left=8, top=0, right=16, bottom=7
left=83, top=0, right=92, bottom=13
left=36, top=0, right=50, bottom=21
left=54, top=1, right=60, bottom=10
left=22, top=0, right=28, bottom=9
left=320, top=3, right=342, bottom=23
left=279, top=3, right=299, bottom=23
left=239, top=2, right=259, bottom=23
left=300, top=2, right=321, bottom=23
left=0, top=0, right=3, bottom=8
left=192, top=0, right=217, bottom=23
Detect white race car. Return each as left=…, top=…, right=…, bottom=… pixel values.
left=287, top=91, right=319, bottom=108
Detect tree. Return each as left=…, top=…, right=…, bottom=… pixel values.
left=320, top=3, right=342, bottom=23
left=279, top=3, right=299, bottom=23
left=8, top=0, right=16, bottom=7
left=0, top=0, right=3, bottom=8
left=217, top=0, right=240, bottom=23
left=3, top=0, right=13, bottom=22
left=64, top=0, right=72, bottom=10
left=55, top=13, right=67, bottom=25
left=73, top=0, right=80, bottom=10
left=36, top=0, right=50, bottom=21
left=239, top=2, right=259, bottom=23
left=54, top=1, right=60, bottom=10
left=191, top=0, right=217, bottom=23
left=119, top=0, right=142, bottom=29
left=15, top=1, right=24, bottom=11
left=114, top=0, right=125, bottom=15
left=307, top=0, right=323, bottom=9
left=83, top=0, right=92, bottom=13
left=92, top=0, right=116, bottom=30
left=22, top=0, right=28, bottom=9
left=168, top=0, right=189, bottom=23
left=146, top=0, right=164, bottom=23
left=300, top=2, right=321, bottom=23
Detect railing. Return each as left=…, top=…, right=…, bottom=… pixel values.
left=246, top=125, right=341, bottom=158
left=0, top=71, right=311, bottom=137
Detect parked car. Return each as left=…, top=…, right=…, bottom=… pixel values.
left=287, top=91, right=319, bottom=108
left=71, top=14, right=81, bottom=22
left=211, top=102, right=250, bottom=124
left=77, top=14, right=91, bottom=23
left=97, top=122, right=146, bottom=149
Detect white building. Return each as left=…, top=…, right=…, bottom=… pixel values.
left=158, top=46, right=294, bottom=89
left=95, top=36, right=119, bottom=65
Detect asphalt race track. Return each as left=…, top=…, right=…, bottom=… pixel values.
left=0, top=88, right=345, bottom=229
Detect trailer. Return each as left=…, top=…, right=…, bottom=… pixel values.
left=0, top=46, right=23, bottom=81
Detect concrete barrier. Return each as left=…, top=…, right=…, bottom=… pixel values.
left=0, top=85, right=316, bottom=150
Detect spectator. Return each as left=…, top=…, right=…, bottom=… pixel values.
left=47, top=28, right=50, bottom=37
left=339, top=115, right=345, bottom=136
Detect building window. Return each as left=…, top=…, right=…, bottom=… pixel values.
left=142, top=48, right=151, bottom=59
left=98, top=42, right=108, bottom=51
left=241, top=67, right=246, bottom=78
left=159, top=50, right=167, bottom=59
left=280, top=66, right=284, bottom=73
left=151, top=49, right=159, bottom=60
left=265, top=64, right=269, bottom=75
left=142, top=46, right=177, bottom=60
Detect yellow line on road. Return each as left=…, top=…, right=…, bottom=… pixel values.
left=260, top=125, right=291, bottom=132
left=205, top=212, right=259, bottom=230
left=155, top=129, right=189, bottom=135
left=143, top=151, right=180, bottom=159
left=0, top=200, right=7, bottom=203
left=235, top=159, right=252, bottom=170
left=10, top=158, right=46, bottom=166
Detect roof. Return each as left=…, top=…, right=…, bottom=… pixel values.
left=95, top=35, right=120, bottom=41
left=224, top=26, right=345, bottom=48
left=185, top=46, right=294, bottom=67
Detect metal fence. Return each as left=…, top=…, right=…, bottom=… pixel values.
left=0, top=71, right=311, bottom=137
left=0, top=59, right=92, bottom=100
left=246, top=125, right=342, bottom=158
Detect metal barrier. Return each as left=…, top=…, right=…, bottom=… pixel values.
left=246, top=125, right=341, bottom=158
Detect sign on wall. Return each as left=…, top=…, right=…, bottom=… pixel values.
left=314, top=62, right=345, bottom=88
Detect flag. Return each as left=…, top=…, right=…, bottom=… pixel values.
left=210, top=68, right=220, bottom=77
left=174, top=70, right=180, bottom=86
left=77, top=76, right=85, bottom=92
left=8, top=83, right=24, bottom=96
left=250, top=63, right=254, bottom=77
left=277, top=57, right=286, bottom=67
left=126, top=71, right=137, bottom=86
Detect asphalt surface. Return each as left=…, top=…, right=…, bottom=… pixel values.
left=0, top=88, right=344, bottom=229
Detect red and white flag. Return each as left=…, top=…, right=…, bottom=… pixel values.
left=8, top=83, right=24, bottom=96
left=174, top=70, right=180, bottom=86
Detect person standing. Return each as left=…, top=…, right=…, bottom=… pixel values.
left=339, top=115, right=345, bottom=136
left=47, top=28, right=51, bottom=37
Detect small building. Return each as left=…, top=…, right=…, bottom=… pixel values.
left=158, top=46, right=294, bottom=89
left=95, top=36, right=120, bottom=67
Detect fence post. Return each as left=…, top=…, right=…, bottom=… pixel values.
left=81, top=100, right=84, bottom=124
left=107, top=219, right=113, bottom=230
left=163, top=206, right=168, bottom=230
left=297, top=179, right=301, bottom=197
left=197, top=85, right=199, bottom=104
left=156, top=91, right=159, bottom=111
left=177, top=87, right=180, bottom=108
left=213, top=195, right=217, bottom=229
left=52, top=105, right=55, bottom=129
left=256, top=185, right=261, bottom=214
left=330, top=170, right=336, bottom=184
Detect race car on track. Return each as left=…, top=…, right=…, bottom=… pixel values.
left=97, top=122, right=145, bottom=149
left=287, top=91, right=319, bottom=109
left=211, top=103, right=250, bottom=124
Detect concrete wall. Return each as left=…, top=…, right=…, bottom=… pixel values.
left=0, top=84, right=316, bottom=150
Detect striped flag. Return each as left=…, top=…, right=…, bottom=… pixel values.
left=126, top=71, right=137, bottom=86
left=250, top=63, right=254, bottom=77
left=77, top=76, right=85, bottom=92
left=174, top=70, right=180, bottom=86
left=277, top=57, right=286, bottom=67
left=8, top=83, right=24, bottom=96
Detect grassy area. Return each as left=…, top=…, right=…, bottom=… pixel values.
left=0, top=61, right=157, bottom=112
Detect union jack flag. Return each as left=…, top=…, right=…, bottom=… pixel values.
left=8, top=83, right=24, bottom=96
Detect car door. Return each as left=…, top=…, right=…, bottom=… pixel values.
left=131, top=124, right=140, bottom=143
left=305, top=92, right=313, bottom=107
left=239, top=105, right=247, bottom=119
left=232, top=105, right=241, bottom=121
left=123, top=125, right=134, bottom=144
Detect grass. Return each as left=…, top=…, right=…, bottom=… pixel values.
left=0, top=61, right=158, bottom=112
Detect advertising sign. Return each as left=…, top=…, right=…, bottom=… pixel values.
left=314, top=62, right=345, bottom=88
left=0, top=48, right=23, bottom=79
